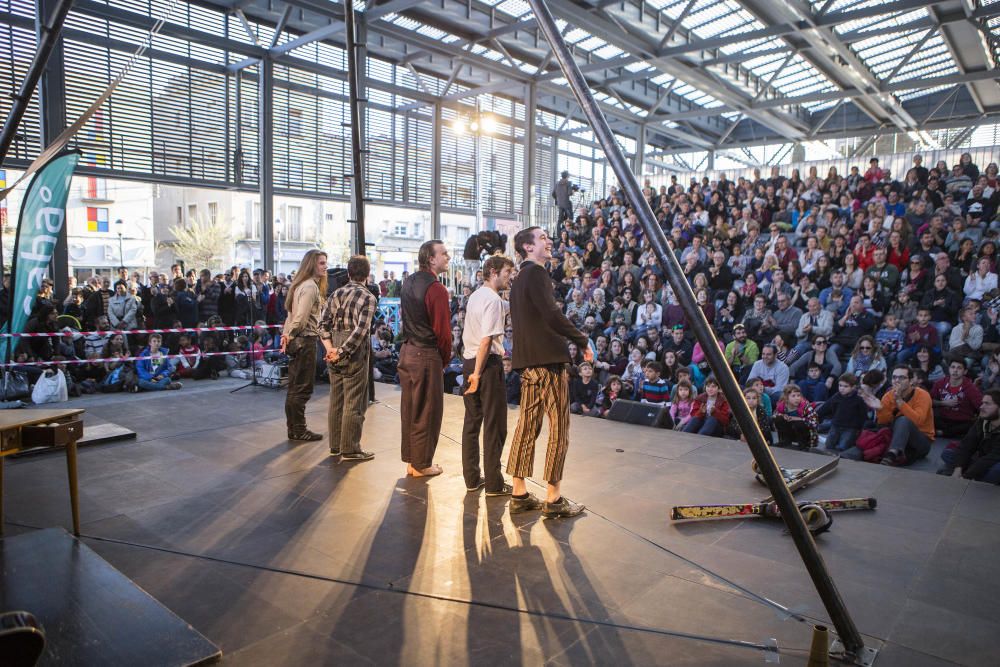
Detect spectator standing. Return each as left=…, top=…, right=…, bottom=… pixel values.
left=503, top=355, right=521, bottom=405
left=195, top=269, right=221, bottom=323
left=173, top=278, right=199, bottom=329
left=107, top=282, right=138, bottom=332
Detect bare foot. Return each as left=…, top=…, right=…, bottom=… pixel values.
left=407, top=463, right=443, bottom=477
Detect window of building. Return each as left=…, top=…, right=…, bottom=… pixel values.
left=393, top=223, right=408, bottom=237
left=207, top=201, right=219, bottom=225
left=288, top=109, right=303, bottom=137
left=287, top=206, right=302, bottom=241
left=87, top=207, right=108, bottom=233
left=85, top=177, right=107, bottom=200
left=247, top=202, right=259, bottom=239
left=187, top=203, right=198, bottom=226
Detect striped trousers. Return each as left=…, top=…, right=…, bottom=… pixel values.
left=506, top=366, right=571, bottom=483
left=328, top=336, right=370, bottom=455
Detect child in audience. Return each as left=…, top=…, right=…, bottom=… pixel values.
left=596, top=375, right=623, bottom=418
left=773, top=384, right=819, bottom=449
left=816, top=372, right=867, bottom=453
left=670, top=379, right=695, bottom=431
left=639, top=361, right=670, bottom=405
left=734, top=386, right=772, bottom=444
left=570, top=361, right=601, bottom=415
left=876, top=313, right=905, bottom=365
left=799, top=363, right=829, bottom=402
left=748, top=377, right=773, bottom=417
left=175, top=334, right=201, bottom=379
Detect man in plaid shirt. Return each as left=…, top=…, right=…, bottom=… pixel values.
left=321, top=255, right=379, bottom=461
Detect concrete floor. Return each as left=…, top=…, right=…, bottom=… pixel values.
left=2, top=380, right=998, bottom=666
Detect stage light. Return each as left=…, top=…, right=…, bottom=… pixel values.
left=469, top=119, right=479, bottom=133
left=452, top=118, right=465, bottom=135
left=480, top=115, right=496, bottom=134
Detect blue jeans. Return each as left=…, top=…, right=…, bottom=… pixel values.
left=824, top=425, right=859, bottom=452
left=941, top=448, right=1000, bottom=483
left=683, top=416, right=723, bottom=436
left=138, top=376, right=172, bottom=391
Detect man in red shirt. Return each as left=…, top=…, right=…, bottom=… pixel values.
left=931, top=359, right=982, bottom=437
left=398, top=240, right=452, bottom=477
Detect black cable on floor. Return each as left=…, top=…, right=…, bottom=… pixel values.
left=5, top=520, right=783, bottom=657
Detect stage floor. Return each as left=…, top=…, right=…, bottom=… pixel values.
left=4, top=382, right=999, bottom=666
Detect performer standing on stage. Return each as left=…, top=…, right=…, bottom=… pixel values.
left=281, top=249, right=328, bottom=441
left=399, top=240, right=452, bottom=477
left=321, top=255, right=378, bottom=461
left=462, top=255, right=515, bottom=495
left=507, top=227, right=591, bottom=518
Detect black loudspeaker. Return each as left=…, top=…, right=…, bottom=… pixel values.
left=606, top=399, right=673, bottom=429
left=327, top=267, right=349, bottom=296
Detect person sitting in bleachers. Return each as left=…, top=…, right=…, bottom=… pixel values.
left=931, top=359, right=982, bottom=437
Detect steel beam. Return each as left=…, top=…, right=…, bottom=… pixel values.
left=523, top=82, right=537, bottom=225
left=430, top=102, right=442, bottom=238
left=259, top=56, right=275, bottom=272
left=527, top=0, right=869, bottom=658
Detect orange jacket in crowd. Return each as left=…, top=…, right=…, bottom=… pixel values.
left=876, top=387, right=935, bottom=440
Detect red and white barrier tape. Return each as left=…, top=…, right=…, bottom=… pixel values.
left=1, top=324, right=284, bottom=339
left=0, top=349, right=274, bottom=369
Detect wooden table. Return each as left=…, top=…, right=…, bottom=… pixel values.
left=0, top=408, right=84, bottom=536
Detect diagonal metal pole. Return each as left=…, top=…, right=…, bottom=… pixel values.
left=0, top=0, right=74, bottom=164
left=526, top=0, right=867, bottom=659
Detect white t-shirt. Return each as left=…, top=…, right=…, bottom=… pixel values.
left=463, top=286, right=507, bottom=360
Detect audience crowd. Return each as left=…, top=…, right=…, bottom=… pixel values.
left=3, top=151, right=1000, bottom=483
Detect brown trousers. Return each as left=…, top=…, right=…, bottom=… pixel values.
left=506, top=366, right=571, bottom=483
left=328, top=334, right=370, bottom=455
left=285, top=335, right=317, bottom=435
left=398, top=342, right=443, bottom=469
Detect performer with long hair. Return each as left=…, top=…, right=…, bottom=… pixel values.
left=281, top=249, right=328, bottom=441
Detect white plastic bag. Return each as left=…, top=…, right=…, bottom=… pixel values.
left=31, top=369, right=69, bottom=404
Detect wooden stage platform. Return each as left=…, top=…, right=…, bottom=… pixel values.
left=1, top=382, right=997, bottom=665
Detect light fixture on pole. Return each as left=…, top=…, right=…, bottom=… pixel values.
left=451, top=111, right=497, bottom=235
left=114, top=218, right=125, bottom=270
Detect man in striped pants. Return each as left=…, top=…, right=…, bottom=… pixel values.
left=507, top=227, right=592, bottom=519
left=321, top=255, right=378, bottom=461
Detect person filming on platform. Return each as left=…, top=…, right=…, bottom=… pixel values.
left=461, top=255, right=515, bottom=496
left=398, top=240, right=452, bottom=478
left=280, top=249, right=328, bottom=442
left=321, top=255, right=378, bottom=462
left=507, top=227, right=592, bottom=519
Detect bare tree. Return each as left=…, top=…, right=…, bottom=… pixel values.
left=162, top=215, right=232, bottom=272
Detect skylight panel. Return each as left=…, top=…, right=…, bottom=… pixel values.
left=577, top=36, right=608, bottom=51
left=651, top=73, right=674, bottom=85
left=594, top=44, right=624, bottom=59
left=625, top=60, right=653, bottom=72
left=896, top=85, right=951, bottom=102
left=836, top=7, right=926, bottom=36
left=391, top=16, right=420, bottom=31
left=416, top=25, right=446, bottom=40
left=496, top=0, right=532, bottom=19
left=564, top=28, right=591, bottom=44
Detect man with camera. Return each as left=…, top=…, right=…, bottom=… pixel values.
left=552, top=171, right=579, bottom=223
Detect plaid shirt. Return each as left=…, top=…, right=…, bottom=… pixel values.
left=320, top=281, right=378, bottom=357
